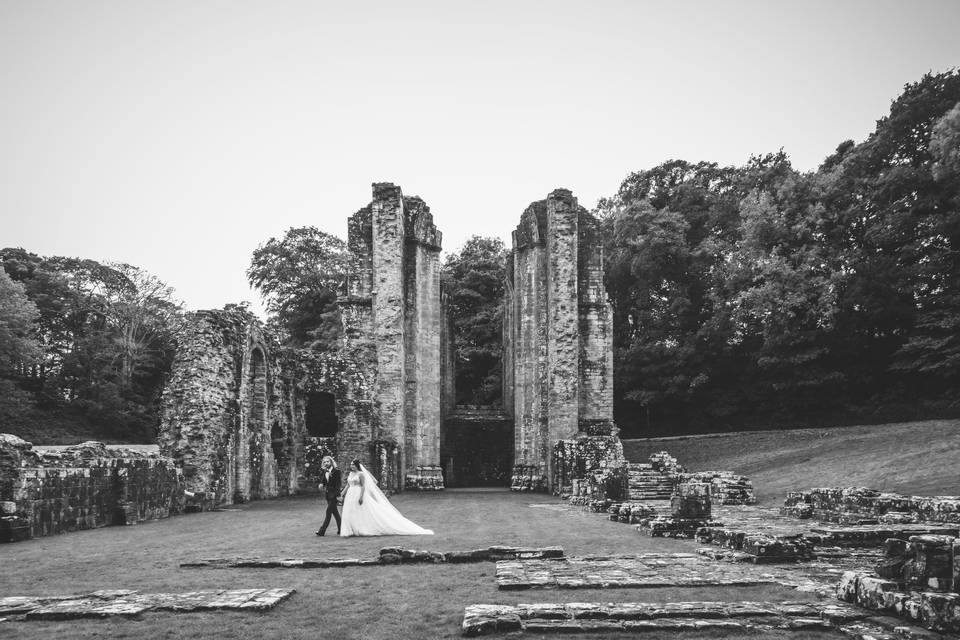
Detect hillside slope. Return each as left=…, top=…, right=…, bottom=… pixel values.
left=623, top=419, right=960, bottom=505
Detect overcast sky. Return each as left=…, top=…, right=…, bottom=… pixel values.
left=2, top=0, right=958, bottom=314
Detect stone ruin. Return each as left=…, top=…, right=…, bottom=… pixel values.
left=1, top=182, right=625, bottom=538
left=504, top=189, right=619, bottom=493
left=159, top=183, right=447, bottom=503
left=157, top=183, right=621, bottom=505
left=0, top=434, right=184, bottom=542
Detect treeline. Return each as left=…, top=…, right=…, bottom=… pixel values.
left=1, top=68, right=957, bottom=442
left=0, top=250, right=180, bottom=442
left=600, top=70, right=960, bottom=435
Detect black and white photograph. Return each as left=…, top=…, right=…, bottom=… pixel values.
left=1, top=1, right=959, bottom=638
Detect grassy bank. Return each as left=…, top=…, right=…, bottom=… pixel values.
left=623, top=419, right=960, bottom=504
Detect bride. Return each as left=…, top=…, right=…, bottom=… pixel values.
left=339, top=458, right=434, bottom=536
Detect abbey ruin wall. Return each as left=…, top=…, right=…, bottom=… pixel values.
left=344, top=184, right=446, bottom=490
left=150, top=183, right=617, bottom=505
left=158, top=309, right=301, bottom=506
left=505, top=189, right=617, bottom=492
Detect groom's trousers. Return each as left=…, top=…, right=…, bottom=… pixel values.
left=319, top=497, right=341, bottom=534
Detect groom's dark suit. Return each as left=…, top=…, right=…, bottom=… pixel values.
left=316, top=467, right=342, bottom=536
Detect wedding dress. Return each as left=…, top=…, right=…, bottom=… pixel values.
left=340, top=464, right=434, bottom=536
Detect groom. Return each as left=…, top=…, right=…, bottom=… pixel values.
left=315, top=456, right=342, bottom=536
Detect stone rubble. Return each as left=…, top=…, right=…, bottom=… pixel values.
left=783, top=488, right=960, bottom=525
left=0, top=588, right=295, bottom=621
left=635, top=482, right=717, bottom=538
left=618, top=451, right=759, bottom=505
left=681, top=471, right=758, bottom=505
left=835, top=533, right=960, bottom=633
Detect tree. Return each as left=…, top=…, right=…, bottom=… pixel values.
left=442, top=236, right=507, bottom=405
left=247, top=227, right=350, bottom=351
left=598, top=69, right=960, bottom=435
left=101, top=263, right=182, bottom=398
left=0, top=267, right=40, bottom=371
left=1, top=249, right=182, bottom=441
left=889, top=100, right=960, bottom=384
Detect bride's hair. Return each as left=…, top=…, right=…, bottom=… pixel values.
left=351, top=458, right=361, bottom=470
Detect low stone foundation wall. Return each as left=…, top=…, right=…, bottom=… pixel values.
left=681, top=471, right=757, bottom=505
left=636, top=482, right=718, bottom=538
left=783, top=487, right=960, bottom=524
left=0, top=435, right=184, bottom=543
left=838, top=554, right=960, bottom=634
left=510, top=465, right=547, bottom=492
left=404, top=466, right=444, bottom=490
left=623, top=451, right=757, bottom=505
left=552, top=435, right=628, bottom=501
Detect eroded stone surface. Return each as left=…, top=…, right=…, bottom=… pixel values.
left=784, top=488, right=960, bottom=525
left=0, top=435, right=184, bottom=542
left=495, top=555, right=785, bottom=590
left=182, top=546, right=566, bottom=569
left=462, top=600, right=946, bottom=638
left=0, top=589, right=294, bottom=621
left=505, top=191, right=617, bottom=493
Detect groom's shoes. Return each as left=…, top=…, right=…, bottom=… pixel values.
left=315, top=529, right=325, bottom=536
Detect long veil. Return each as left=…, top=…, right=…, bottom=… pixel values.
left=356, top=463, right=433, bottom=534
left=358, top=463, right=388, bottom=504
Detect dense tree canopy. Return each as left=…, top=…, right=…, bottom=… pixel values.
left=0, top=267, right=40, bottom=371
left=247, top=226, right=349, bottom=351
left=441, top=236, right=507, bottom=405
left=600, top=69, right=960, bottom=435
left=2, top=67, right=957, bottom=443
left=0, top=249, right=181, bottom=441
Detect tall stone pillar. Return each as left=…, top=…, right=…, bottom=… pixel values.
left=371, top=184, right=408, bottom=473
left=506, top=189, right=619, bottom=492
left=577, top=212, right=616, bottom=432
left=403, top=197, right=444, bottom=490
left=546, top=191, right=581, bottom=464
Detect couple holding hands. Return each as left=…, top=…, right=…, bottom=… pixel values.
left=315, top=456, right=433, bottom=537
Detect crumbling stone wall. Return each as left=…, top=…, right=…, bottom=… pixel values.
left=156, top=183, right=621, bottom=498
left=158, top=310, right=287, bottom=506
left=505, top=190, right=619, bottom=491
left=339, top=183, right=445, bottom=490
left=783, top=488, right=960, bottom=524
left=158, top=307, right=376, bottom=505
left=0, top=435, right=184, bottom=542
left=158, top=184, right=447, bottom=499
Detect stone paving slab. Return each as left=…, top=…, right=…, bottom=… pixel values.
left=0, top=588, right=294, bottom=621
left=496, top=556, right=787, bottom=590
left=494, top=552, right=884, bottom=596
left=461, top=601, right=948, bottom=638
left=183, top=545, right=564, bottom=569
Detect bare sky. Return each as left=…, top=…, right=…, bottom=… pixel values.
left=2, top=0, right=958, bottom=314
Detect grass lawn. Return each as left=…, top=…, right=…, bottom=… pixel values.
left=2, top=491, right=837, bottom=639
left=623, top=418, right=960, bottom=504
